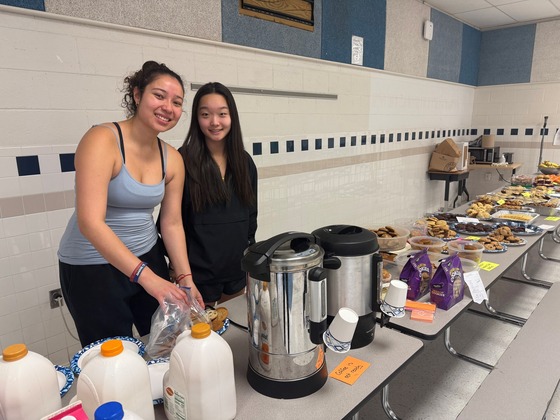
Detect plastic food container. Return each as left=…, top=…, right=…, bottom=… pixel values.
left=408, top=236, right=446, bottom=253
left=447, top=240, right=484, bottom=263
left=372, top=226, right=410, bottom=251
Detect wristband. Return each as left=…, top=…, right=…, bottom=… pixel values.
left=130, top=262, right=148, bottom=283
left=176, top=273, right=192, bottom=282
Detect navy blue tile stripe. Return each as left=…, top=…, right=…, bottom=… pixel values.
left=9, top=125, right=553, bottom=175
left=247, top=127, right=552, bottom=156
left=16, top=156, right=40, bottom=176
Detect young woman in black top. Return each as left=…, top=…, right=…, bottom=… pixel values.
left=179, top=82, right=258, bottom=305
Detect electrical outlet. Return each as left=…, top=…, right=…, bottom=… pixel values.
left=484, top=172, right=492, bottom=181
left=49, top=288, right=63, bottom=309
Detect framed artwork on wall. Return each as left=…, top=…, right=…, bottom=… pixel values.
left=239, top=0, right=314, bottom=31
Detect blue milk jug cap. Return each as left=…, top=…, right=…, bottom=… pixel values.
left=94, top=401, right=125, bottom=420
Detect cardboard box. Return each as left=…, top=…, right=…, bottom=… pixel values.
left=429, top=152, right=459, bottom=172
left=434, top=138, right=460, bottom=158
left=481, top=135, right=495, bottom=148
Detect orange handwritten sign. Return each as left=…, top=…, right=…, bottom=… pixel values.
left=329, top=356, right=370, bottom=385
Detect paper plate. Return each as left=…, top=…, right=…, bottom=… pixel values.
left=147, top=358, right=169, bottom=405
left=216, top=318, right=230, bottom=335
left=70, top=336, right=145, bottom=376
left=483, top=244, right=508, bottom=253
left=55, top=365, right=74, bottom=398
left=491, top=222, right=543, bottom=236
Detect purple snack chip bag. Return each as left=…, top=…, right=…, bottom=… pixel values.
left=430, top=254, right=464, bottom=310
left=399, top=249, right=432, bottom=300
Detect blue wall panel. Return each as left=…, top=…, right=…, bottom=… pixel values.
left=478, top=25, right=535, bottom=86
left=321, top=0, right=386, bottom=69
left=221, top=0, right=321, bottom=59
left=0, top=0, right=44, bottom=10
left=427, top=9, right=462, bottom=83
left=459, top=24, right=481, bottom=86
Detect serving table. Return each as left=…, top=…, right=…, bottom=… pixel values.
left=217, top=295, right=423, bottom=420
left=378, top=207, right=560, bottom=370
left=468, top=162, right=522, bottom=174
left=63, top=297, right=424, bottom=420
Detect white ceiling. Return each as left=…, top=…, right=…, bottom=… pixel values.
left=423, top=0, right=560, bottom=30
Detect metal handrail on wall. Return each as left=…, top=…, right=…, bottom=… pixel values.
left=190, top=83, right=338, bottom=100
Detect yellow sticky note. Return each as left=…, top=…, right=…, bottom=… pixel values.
left=479, top=261, right=499, bottom=271
left=329, top=356, right=371, bottom=385
left=466, top=236, right=481, bottom=240
left=545, top=216, right=560, bottom=221
left=522, top=192, right=531, bottom=198
left=497, top=199, right=506, bottom=205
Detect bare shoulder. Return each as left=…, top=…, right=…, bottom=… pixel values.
left=162, top=141, right=183, bottom=165
left=161, top=141, right=185, bottom=181
left=77, top=124, right=119, bottom=155
left=74, top=124, right=122, bottom=174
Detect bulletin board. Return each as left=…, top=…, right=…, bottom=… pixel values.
left=239, top=0, right=314, bottom=31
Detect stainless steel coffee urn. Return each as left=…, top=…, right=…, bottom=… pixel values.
left=241, top=232, right=329, bottom=399
left=312, top=225, right=381, bottom=349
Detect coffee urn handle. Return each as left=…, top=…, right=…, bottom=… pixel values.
left=308, top=267, right=328, bottom=344
left=372, top=253, right=383, bottom=312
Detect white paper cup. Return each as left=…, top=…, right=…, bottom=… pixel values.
left=323, top=307, right=359, bottom=353
left=384, top=280, right=408, bottom=308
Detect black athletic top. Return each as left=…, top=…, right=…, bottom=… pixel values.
left=181, top=151, right=258, bottom=287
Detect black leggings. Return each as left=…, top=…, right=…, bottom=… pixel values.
left=59, top=239, right=170, bottom=347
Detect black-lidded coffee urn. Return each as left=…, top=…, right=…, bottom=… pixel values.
left=312, top=225, right=381, bottom=349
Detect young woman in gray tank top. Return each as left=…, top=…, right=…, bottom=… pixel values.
left=58, top=61, right=203, bottom=347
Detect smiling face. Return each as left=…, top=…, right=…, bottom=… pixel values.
left=134, top=74, right=184, bottom=133
left=197, top=93, right=231, bottom=145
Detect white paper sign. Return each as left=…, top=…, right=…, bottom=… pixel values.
left=456, top=216, right=480, bottom=223
left=538, top=224, right=556, bottom=231
left=464, top=271, right=487, bottom=304
left=351, top=36, right=363, bottom=66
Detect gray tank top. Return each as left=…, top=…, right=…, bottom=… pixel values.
left=58, top=123, right=167, bottom=265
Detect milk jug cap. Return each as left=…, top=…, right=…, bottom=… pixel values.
left=191, top=323, right=211, bottom=339
left=100, top=339, right=124, bottom=357
left=3, top=343, right=28, bottom=361
left=94, top=401, right=124, bottom=420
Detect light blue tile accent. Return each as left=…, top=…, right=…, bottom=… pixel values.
left=459, top=24, right=481, bottom=86
left=321, top=0, right=386, bottom=69
left=427, top=9, right=462, bottom=83
left=478, top=25, right=536, bottom=86
left=0, top=0, right=44, bottom=10
left=221, top=0, right=321, bottom=58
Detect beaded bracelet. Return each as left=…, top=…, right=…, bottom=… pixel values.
left=130, top=262, right=148, bottom=283
left=176, top=273, right=192, bottom=283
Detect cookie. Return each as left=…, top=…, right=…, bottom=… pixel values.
left=211, top=318, right=224, bottom=332
left=216, top=307, right=228, bottom=322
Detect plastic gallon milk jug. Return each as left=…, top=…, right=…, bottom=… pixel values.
left=163, top=323, right=236, bottom=420
left=0, top=343, right=61, bottom=420
left=77, top=339, right=154, bottom=420
left=94, top=401, right=143, bottom=419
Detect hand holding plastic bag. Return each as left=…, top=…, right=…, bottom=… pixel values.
left=146, top=287, right=209, bottom=359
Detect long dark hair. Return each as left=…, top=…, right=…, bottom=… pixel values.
left=122, top=61, right=185, bottom=118
left=181, top=82, right=254, bottom=212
